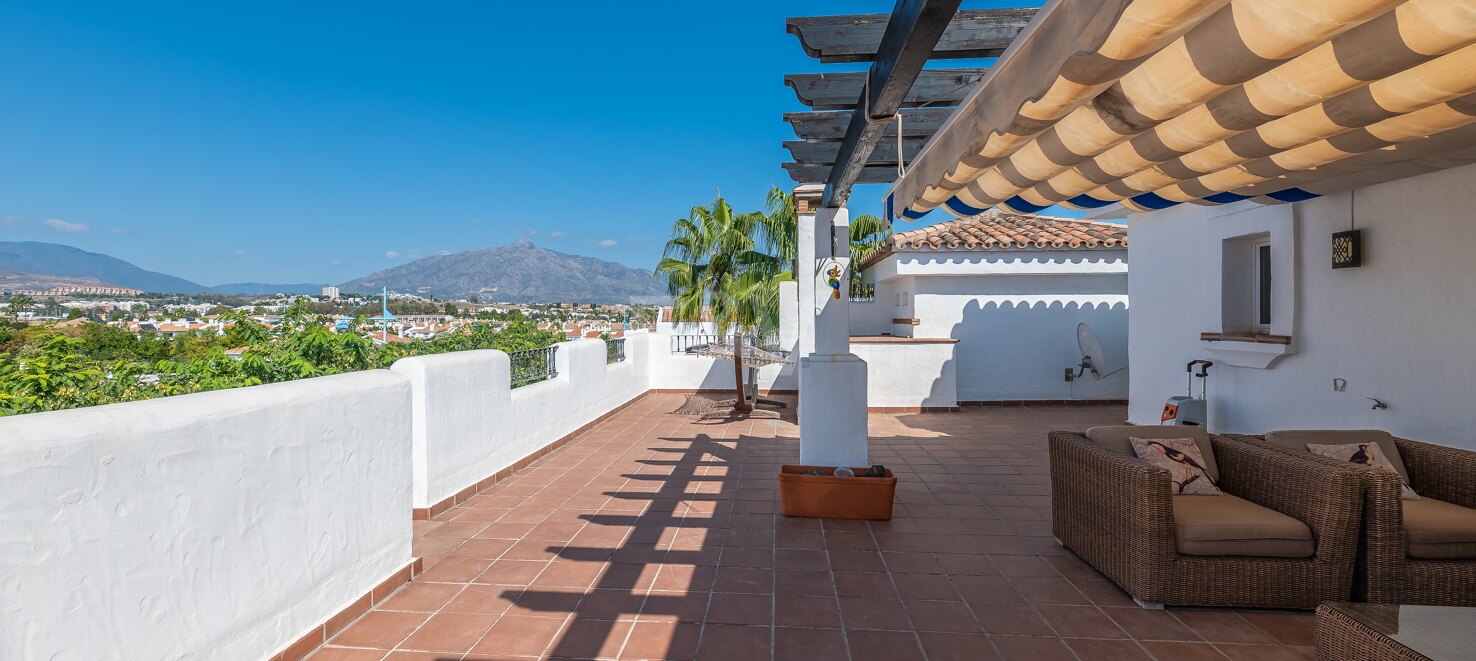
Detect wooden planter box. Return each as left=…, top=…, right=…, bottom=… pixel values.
left=778, top=464, right=897, bottom=520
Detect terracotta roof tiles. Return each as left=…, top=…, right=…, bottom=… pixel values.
left=892, top=210, right=1126, bottom=251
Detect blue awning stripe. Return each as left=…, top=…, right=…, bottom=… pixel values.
left=943, top=196, right=987, bottom=216
left=1128, top=192, right=1179, bottom=210
left=1264, top=187, right=1320, bottom=202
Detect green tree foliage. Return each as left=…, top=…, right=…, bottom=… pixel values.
left=0, top=312, right=563, bottom=417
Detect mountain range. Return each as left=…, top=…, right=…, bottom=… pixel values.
left=0, top=239, right=668, bottom=303
left=338, top=238, right=668, bottom=303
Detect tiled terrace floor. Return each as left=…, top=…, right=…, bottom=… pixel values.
left=309, top=394, right=1315, bottom=661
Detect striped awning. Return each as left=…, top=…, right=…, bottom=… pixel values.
left=885, top=0, right=1476, bottom=220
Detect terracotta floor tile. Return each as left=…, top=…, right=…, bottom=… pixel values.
left=1036, top=604, right=1129, bottom=639
left=1234, top=611, right=1316, bottom=647
left=775, top=627, right=848, bottom=661
left=1066, top=638, right=1154, bottom=660
left=711, top=566, right=773, bottom=594
left=902, top=600, right=981, bottom=634
left=892, top=573, right=959, bottom=601
left=1214, top=644, right=1315, bottom=661
left=836, top=597, right=911, bottom=631
left=694, top=624, right=770, bottom=661
left=415, top=558, right=492, bottom=584
left=534, top=560, right=608, bottom=589
left=620, top=621, right=699, bottom=660
left=1139, top=641, right=1232, bottom=660
left=843, top=629, right=924, bottom=661
left=973, top=603, right=1053, bottom=636
left=397, top=612, right=497, bottom=653
left=474, top=559, right=549, bottom=587
left=1106, top=607, right=1203, bottom=642
left=377, top=582, right=463, bottom=612
left=547, top=618, right=632, bottom=659
left=775, top=595, right=842, bottom=629
left=441, top=584, right=518, bottom=615
left=774, top=569, right=835, bottom=596
left=706, top=592, right=772, bottom=626
left=471, top=615, right=568, bottom=656
left=990, top=635, right=1076, bottom=661
left=916, top=632, right=1000, bottom=661
left=1172, top=610, right=1279, bottom=645
left=574, top=589, right=646, bottom=621
left=832, top=571, right=897, bottom=599
left=308, top=648, right=390, bottom=661
left=328, top=611, right=429, bottom=649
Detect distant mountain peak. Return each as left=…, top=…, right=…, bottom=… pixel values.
left=339, top=241, right=665, bottom=304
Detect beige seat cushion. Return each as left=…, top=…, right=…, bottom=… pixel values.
left=1172, top=494, right=1314, bottom=558
left=1263, top=430, right=1410, bottom=482
left=1087, top=426, right=1219, bottom=482
left=1404, top=497, right=1476, bottom=560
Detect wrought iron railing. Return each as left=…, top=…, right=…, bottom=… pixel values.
left=606, top=337, right=626, bottom=364
left=849, top=283, right=876, bottom=303
left=670, top=333, right=725, bottom=354
left=508, top=345, right=558, bottom=388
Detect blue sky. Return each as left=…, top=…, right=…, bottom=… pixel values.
left=0, top=1, right=1054, bottom=286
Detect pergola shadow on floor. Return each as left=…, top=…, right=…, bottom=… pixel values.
left=308, top=394, right=1316, bottom=661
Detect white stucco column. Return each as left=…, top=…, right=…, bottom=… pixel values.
left=795, top=188, right=868, bottom=467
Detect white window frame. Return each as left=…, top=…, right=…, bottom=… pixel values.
left=1253, top=239, right=1271, bottom=334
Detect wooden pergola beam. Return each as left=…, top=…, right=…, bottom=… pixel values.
left=783, top=163, right=899, bottom=185
left=784, top=68, right=987, bottom=111
left=784, top=139, right=925, bottom=166
left=823, top=0, right=965, bottom=208
left=785, top=108, right=955, bottom=141
left=788, top=7, right=1037, bottom=63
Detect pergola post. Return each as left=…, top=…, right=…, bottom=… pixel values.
left=794, top=186, right=868, bottom=467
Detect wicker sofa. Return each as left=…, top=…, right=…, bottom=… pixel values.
left=1235, top=431, right=1476, bottom=606
left=1049, top=426, right=1366, bottom=609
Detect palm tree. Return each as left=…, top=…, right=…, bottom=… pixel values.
left=849, top=213, right=892, bottom=292
left=656, top=196, right=770, bottom=412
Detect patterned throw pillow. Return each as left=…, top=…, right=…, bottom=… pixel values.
left=1130, top=437, right=1222, bottom=496
left=1307, top=442, right=1420, bottom=500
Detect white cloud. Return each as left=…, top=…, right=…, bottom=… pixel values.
left=527, top=229, right=539, bottom=236
left=1, top=216, right=26, bottom=228
left=109, top=227, right=129, bottom=235
left=331, top=259, right=343, bottom=266
left=551, top=230, right=568, bottom=239
left=44, top=218, right=89, bottom=233
left=438, top=250, right=451, bottom=256
left=385, top=250, right=400, bottom=258
left=232, top=248, right=247, bottom=256
left=597, top=239, right=618, bottom=248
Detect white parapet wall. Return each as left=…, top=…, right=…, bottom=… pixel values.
left=391, top=350, right=512, bottom=510
left=850, top=338, right=959, bottom=408
left=0, top=371, right=415, bottom=661
left=392, top=336, right=652, bottom=513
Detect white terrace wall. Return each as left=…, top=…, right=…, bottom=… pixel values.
left=391, top=336, right=652, bottom=511
left=1126, top=162, right=1476, bottom=449
left=0, top=372, right=414, bottom=661
left=860, top=251, right=1129, bottom=402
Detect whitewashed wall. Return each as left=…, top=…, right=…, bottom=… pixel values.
left=850, top=340, right=958, bottom=407
left=856, top=252, right=1129, bottom=402
left=1126, top=162, right=1476, bottom=448
left=392, top=350, right=511, bottom=509
left=391, top=337, right=653, bottom=511
left=0, top=372, right=414, bottom=661
left=645, top=331, right=790, bottom=392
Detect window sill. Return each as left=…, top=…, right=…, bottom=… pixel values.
left=1200, top=333, right=1294, bottom=369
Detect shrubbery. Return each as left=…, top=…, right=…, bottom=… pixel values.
left=0, top=297, right=562, bottom=416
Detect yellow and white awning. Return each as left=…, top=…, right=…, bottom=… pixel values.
left=885, top=0, right=1476, bottom=220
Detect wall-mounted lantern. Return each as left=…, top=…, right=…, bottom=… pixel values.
left=1331, top=229, right=1362, bottom=269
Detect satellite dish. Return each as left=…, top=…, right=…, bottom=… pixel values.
left=1073, top=323, right=1123, bottom=380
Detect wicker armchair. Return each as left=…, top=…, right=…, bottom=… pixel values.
left=1232, top=433, right=1476, bottom=606
left=1049, top=430, right=1365, bottom=609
